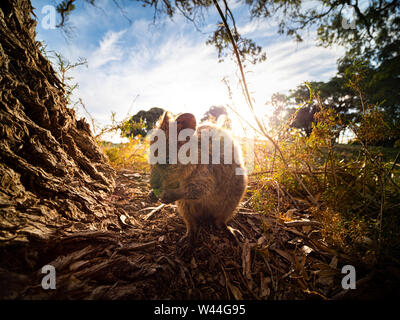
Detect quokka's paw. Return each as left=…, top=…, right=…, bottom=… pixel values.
left=147, top=190, right=159, bottom=203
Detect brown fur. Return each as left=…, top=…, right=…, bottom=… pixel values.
left=150, top=112, right=247, bottom=241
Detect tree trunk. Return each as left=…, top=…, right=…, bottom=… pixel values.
left=0, top=0, right=117, bottom=247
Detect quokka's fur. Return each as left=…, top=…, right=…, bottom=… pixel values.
left=149, top=112, right=248, bottom=242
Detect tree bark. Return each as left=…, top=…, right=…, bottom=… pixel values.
left=0, top=0, right=117, bottom=246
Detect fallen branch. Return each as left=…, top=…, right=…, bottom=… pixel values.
left=284, top=220, right=322, bottom=228
left=143, top=204, right=165, bottom=220
left=117, top=240, right=158, bottom=253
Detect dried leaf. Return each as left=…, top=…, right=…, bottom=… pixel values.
left=228, top=282, right=243, bottom=300
left=270, top=247, right=294, bottom=264
left=329, top=256, right=338, bottom=269
left=259, top=275, right=271, bottom=298
left=69, top=260, right=90, bottom=271
left=191, top=257, right=197, bottom=269
left=257, top=235, right=266, bottom=245
left=119, top=215, right=128, bottom=225
left=300, top=245, right=313, bottom=256
left=242, top=240, right=252, bottom=280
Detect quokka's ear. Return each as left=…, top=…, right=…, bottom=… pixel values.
left=159, top=112, right=171, bottom=131
left=176, top=113, right=196, bottom=133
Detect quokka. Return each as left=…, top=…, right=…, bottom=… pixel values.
left=149, top=112, right=247, bottom=244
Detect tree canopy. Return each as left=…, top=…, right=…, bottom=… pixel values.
left=121, top=107, right=165, bottom=138
left=201, top=105, right=232, bottom=128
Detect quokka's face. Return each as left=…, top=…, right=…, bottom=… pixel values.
left=150, top=163, right=180, bottom=190
left=149, top=112, right=197, bottom=191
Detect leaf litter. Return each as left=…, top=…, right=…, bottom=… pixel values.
left=0, top=169, right=384, bottom=299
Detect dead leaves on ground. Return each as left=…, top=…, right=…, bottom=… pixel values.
left=2, top=169, right=361, bottom=299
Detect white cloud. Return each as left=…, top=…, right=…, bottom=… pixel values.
left=238, top=18, right=278, bottom=38
left=90, top=30, right=126, bottom=68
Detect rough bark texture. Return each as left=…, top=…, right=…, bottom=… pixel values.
left=0, top=0, right=117, bottom=245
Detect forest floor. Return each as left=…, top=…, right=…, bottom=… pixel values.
left=2, top=168, right=398, bottom=300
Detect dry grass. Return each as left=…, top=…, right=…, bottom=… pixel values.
left=100, top=137, right=149, bottom=172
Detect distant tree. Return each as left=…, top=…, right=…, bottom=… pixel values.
left=121, top=107, right=164, bottom=138
left=201, top=105, right=232, bottom=129
left=267, top=93, right=289, bottom=129
left=338, top=58, right=400, bottom=146
left=287, top=58, right=400, bottom=145
left=264, top=91, right=318, bottom=136
left=269, top=82, right=346, bottom=137
left=288, top=106, right=319, bottom=137
left=201, top=105, right=227, bottom=122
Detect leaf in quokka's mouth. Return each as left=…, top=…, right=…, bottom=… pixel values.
left=152, top=188, right=161, bottom=198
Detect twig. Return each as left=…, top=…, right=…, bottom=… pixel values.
left=249, top=170, right=325, bottom=176
left=139, top=206, right=163, bottom=212
left=389, top=150, right=400, bottom=174
left=284, top=220, right=322, bottom=228
left=117, top=241, right=158, bottom=253
left=276, top=183, right=300, bottom=210
left=143, top=203, right=165, bottom=220
left=377, top=172, right=385, bottom=255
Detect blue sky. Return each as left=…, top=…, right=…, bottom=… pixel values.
left=31, top=0, right=345, bottom=140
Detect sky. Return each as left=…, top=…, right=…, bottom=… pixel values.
left=31, top=0, right=345, bottom=141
